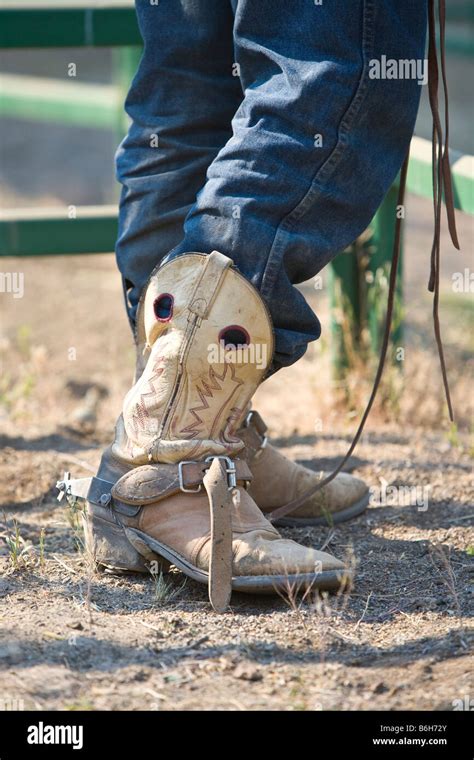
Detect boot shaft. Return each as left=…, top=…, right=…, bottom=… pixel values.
left=113, top=252, right=274, bottom=465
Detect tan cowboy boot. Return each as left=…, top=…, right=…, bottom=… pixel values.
left=58, top=252, right=350, bottom=611
left=134, top=287, right=368, bottom=530
left=239, top=411, right=369, bottom=527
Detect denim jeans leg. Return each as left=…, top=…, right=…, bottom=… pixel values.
left=170, top=0, right=427, bottom=370
left=117, top=1, right=427, bottom=372
left=115, top=0, right=242, bottom=327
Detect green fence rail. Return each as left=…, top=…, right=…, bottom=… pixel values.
left=0, top=1, right=142, bottom=48
left=0, top=206, right=118, bottom=256
left=1, top=138, right=471, bottom=256
left=0, top=1, right=472, bottom=135
left=0, top=73, right=122, bottom=128
left=0, top=1, right=471, bottom=52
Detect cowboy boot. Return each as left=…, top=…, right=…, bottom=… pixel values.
left=238, top=411, right=369, bottom=527
left=134, top=286, right=369, bottom=530
left=58, top=252, right=351, bottom=611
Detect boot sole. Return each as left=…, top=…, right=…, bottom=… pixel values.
left=124, top=528, right=350, bottom=594
left=271, top=490, right=369, bottom=528
left=85, top=512, right=350, bottom=594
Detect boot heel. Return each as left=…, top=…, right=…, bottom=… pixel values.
left=82, top=506, right=169, bottom=575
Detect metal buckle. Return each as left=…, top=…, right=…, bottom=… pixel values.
left=178, top=461, right=202, bottom=493
left=204, top=455, right=237, bottom=490
left=179, top=456, right=238, bottom=493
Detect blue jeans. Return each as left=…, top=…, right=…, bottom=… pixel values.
left=116, top=0, right=427, bottom=371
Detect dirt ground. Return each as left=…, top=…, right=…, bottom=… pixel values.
left=0, top=196, right=473, bottom=711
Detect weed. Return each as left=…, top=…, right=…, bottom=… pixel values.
left=149, top=564, right=186, bottom=604
left=429, top=544, right=461, bottom=616
left=3, top=517, right=33, bottom=571
left=39, top=527, right=46, bottom=569
left=66, top=502, right=85, bottom=553
left=16, top=324, right=31, bottom=359
left=447, top=421, right=460, bottom=448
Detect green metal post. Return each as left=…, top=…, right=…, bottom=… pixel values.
left=328, top=243, right=361, bottom=377
left=366, top=183, right=404, bottom=355
left=328, top=183, right=403, bottom=375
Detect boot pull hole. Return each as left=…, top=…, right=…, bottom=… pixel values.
left=218, top=325, right=250, bottom=348
left=153, top=293, right=174, bottom=322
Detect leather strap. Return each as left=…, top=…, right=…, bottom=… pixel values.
left=188, top=250, right=232, bottom=319
left=426, top=0, right=459, bottom=421
left=268, top=1, right=459, bottom=524
left=268, top=154, right=409, bottom=523
left=238, top=410, right=268, bottom=460
left=203, top=458, right=234, bottom=613
left=111, top=458, right=252, bottom=505
left=57, top=459, right=251, bottom=510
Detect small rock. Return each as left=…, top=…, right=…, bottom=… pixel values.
left=233, top=663, right=263, bottom=682
left=68, top=621, right=84, bottom=630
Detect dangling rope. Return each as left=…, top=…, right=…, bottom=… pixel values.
left=270, top=0, right=460, bottom=523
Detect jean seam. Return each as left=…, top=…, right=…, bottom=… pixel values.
left=260, top=0, right=375, bottom=302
